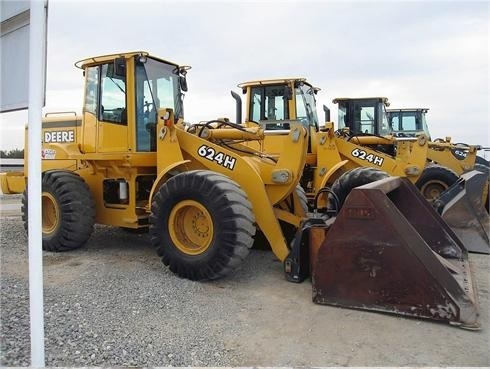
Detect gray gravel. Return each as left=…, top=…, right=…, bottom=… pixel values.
left=1, top=208, right=490, bottom=367
left=0, top=217, right=257, bottom=366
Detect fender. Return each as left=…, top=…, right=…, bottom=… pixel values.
left=148, top=160, right=191, bottom=208
left=318, top=159, right=349, bottom=190
left=314, top=159, right=349, bottom=208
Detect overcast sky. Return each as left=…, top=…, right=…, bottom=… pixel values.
left=1, top=0, right=488, bottom=153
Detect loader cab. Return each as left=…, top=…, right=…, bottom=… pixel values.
left=78, top=52, right=187, bottom=153
left=386, top=108, right=431, bottom=139
left=134, top=55, right=188, bottom=152
left=240, top=78, right=320, bottom=132
left=334, top=97, right=391, bottom=136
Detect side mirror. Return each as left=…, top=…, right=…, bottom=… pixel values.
left=179, top=76, right=188, bottom=92
left=114, top=57, right=126, bottom=77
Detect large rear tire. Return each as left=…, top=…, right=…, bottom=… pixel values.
left=328, top=167, right=389, bottom=211
left=22, top=171, right=96, bottom=251
left=149, top=170, right=256, bottom=281
left=415, top=164, right=458, bottom=202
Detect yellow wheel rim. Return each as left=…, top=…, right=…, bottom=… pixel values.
left=420, top=180, right=448, bottom=201
left=168, top=200, right=214, bottom=255
left=42, top=192, right=60, bottom=235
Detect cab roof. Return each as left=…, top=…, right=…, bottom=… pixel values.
left=333, top=97, right=390, bottom=106
left=386, top=108, right=429, bottom=112
left=74, top=51, right=182, bottom=69
left=237, top=78, right=319, bottom=92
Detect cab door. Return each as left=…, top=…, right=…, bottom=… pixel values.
left=81, top=66, right=98, bottom=153
left=97, top=62, right=128, bottom=153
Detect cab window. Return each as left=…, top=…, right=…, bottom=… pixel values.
left=84, top=66, right=99, bottom=115
left=99, top=62, right=127, bottom=125
left=249, top=85, right=289, bottom=122
left=401, top=114, right=417, bottom=130
left=134, top=57, right=182, bottom=152
left=354, top=103, right=375, bottom=134
left=388, top=113, right=400, bottom=131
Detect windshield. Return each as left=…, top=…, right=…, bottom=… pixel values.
left=387, top=110, right=431, bottom=138
left=249, top=85, right=289, bottom=122
left=337, top=99, right=389, bottom=136
left=378, top=103, right=390, bottom=136
left=338, top=105, right=347, bottom=130
left=135, top=57, right=182, bottom=151
left=295, top=83, right=319, bottom=130
left=419, top=111, right=431, bottom=138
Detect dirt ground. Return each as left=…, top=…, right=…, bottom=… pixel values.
left=1, top=195, right=489, bottom=366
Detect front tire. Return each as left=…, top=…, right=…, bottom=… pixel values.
left=328, top=167, right=389, bottom=211
left=149, top=170, right=256, bottom=281
left=22, top=171, right=96, bottom=251
left=415, top=164, right=458, bottom=202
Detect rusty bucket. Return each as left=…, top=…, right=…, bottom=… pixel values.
left=434, top=170, right=489, bottom=254
left=311, top=177, right=480, bottom=330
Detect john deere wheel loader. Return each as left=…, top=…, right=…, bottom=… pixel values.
left=334, top=97, right=489, bottom=253
left=336, top=98, right=488, bottom=187
left=231, top=78, right=489, bottom=253
left=235, top=79, right=427, bottom=194
left=386, top=107, right=490, bottom=211
left=386, top=107, right=489, bottom=171
left=0, top=51, right=310, bottom=280
left=0, top=53, right=481, bottom=329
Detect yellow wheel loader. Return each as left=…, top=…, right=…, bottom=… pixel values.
left=387, top=107, right=489, bottom=170
left=386, top=107, right=490, bottom=171
left=386, top=107, right=490, bottom=210
left=1, top=52, right=310, bottom=280
left=334, top=98, right=489, bottom=253
left=0, top=53, right=481, bottom=328
left=337, top=99, right=488, bottom=190
left=232, top=78, right=489, bottom=253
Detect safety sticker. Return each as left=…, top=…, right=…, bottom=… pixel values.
left=42, top=149, right=56, bottom=160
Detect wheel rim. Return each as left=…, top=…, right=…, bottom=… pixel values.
left=168, top=200, right=214, bottom=255
left=42, top=192, right=60, bottom=235
left=420, top=180, right=448, bottom=201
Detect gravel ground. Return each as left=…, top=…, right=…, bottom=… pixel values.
left=1, top=199, right=490, bottom=367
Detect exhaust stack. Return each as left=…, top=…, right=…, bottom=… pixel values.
left=231, top=91, right=242, bottom=124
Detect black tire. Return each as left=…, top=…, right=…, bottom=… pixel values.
left=328, top=167, right=389, bottom=211
left=22, top=171, right=96, bottom=251
left=253, top=185, right=307, bottom=250
left=415, top=164, right=459, bottom=201
left=275, top=185, right=309, bottom=214
left=280, top=185, right=309, bottom=246
left=149, top=170, right=256, bottom=281
left=295, top=185, right=309, bottom=213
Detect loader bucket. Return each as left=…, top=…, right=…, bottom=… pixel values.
left=311, top=177, right=480, bottom=330
left=434, top=170, right=490, bottom=254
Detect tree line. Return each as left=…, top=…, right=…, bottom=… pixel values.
left=0, top=149, right=24, bottom=158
